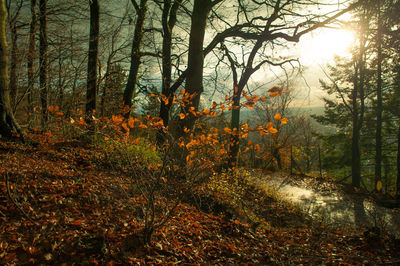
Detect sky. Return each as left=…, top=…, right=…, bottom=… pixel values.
left=293, top=27, right=355, bottom=107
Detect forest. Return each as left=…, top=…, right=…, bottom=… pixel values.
left=1, top=0, right=400, bottom=264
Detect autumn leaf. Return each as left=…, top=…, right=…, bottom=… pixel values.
left=268, top=86, right=283, bottom=97
left=274, top=113, right=281, bottom=120
left=122, top=122, right=129, bottom=132
left=280, top=117, right=289, bottom=124
left=128, top=117, right=134, bottom=128
left=376, top=181, right=382, bottom=192
left=223, top=127, right=232, bottom=134
left=179, top=113, right=186, bottom=119
left=268, top=127, right=278, bottom=134
left=72, top=220, right=82, bottom=226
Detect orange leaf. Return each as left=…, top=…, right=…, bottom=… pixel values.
left=104, top=136, right=110, bottom=141
left=128, top=117, right=134, bottom=128
left=280, top=117, right=288, bottom=124
left=223, top=127, right=232, bottom=134
left=179, top=113, right=186, bottom=119
left=73, top=220, right=82, bottom=226
left=122, top=122, right=129, bottom=132
left=274, top=113, right=281, bottom=120
left=268, top=127, right=278, bottom=134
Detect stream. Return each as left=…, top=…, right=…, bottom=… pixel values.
left=251, top=173, right=400, bottom=236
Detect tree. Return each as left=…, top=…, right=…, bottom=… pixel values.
left=27, top=0, right=37, bottom=114
left=123, top=0, right=148, bottom=118
left=5, top=0, right=23, bottom=112
left=156, top=0, right=182, bottom=145
left=375, top=0, right=383, bottom=191
left=0, top=0, right=22, bottom=139
left=219, top=0, right=360, bottom=167
left=39, top=0, right=48, bottom=127
left=86, top=0, right=100, bottom=122
left=177, top=0, right=223, bottom=136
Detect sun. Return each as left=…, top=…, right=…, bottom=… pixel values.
left=299, top=29, right=355, bottom=65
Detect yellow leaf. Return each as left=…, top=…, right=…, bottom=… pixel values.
left=274, top=113, right=281, bottom=120
left=376, top=181, right=382, bottom=192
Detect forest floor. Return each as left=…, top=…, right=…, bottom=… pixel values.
left=1, top=133, right=400, bottom=265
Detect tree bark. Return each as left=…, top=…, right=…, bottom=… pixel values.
left=177, top=0, right=213, bottom=135
left=9, top=24, right=17, bottom=111
left=123, top=0, right=147, bottom=118
left=86, top=0, right=100, bottom=121
left=375, top=1, right=383, bottom=192
left=351, top=81, right=361, bottom=188
left=39, top=0, right=48, bottom=128
left=0, top=0, right=22, bottom=139
left=157, top=0, right=181, bottom=145
left=27, top=0, right=37, bottom=114
left=396, top=123, right=400, bottom=199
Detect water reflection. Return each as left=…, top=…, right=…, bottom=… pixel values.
left=253, top=174, right=400, bottom=236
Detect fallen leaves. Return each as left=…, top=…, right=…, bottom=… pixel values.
left=0, top=136, right=398, bottom=265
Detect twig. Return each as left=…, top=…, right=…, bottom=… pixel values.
left=5, top=173, right=38, bottom=225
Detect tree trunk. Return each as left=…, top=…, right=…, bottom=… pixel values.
left=123, top=0, right=147, bottom=118
left=0, top=0, right=22, bottom=139
left=397, top=123, right=400, bottom=199
left=27, top=0, right=37, bottom=114
left=177, top=0, right=211, bottom=135
left=351, top=15, right=367, bottom=189
left=157, top=0, right=182, bottom=145
left=9, top=24, right=17, bottom=112
left=39, top=0, right=48, bottom=128
left=85, top=0, right=99, bottom=121
left=375, top=2, right=383, bottom=192
left=351, top=86, right=361, bottom=188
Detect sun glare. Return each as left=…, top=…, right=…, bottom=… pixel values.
left=299, top=29, right=355, bottom=65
